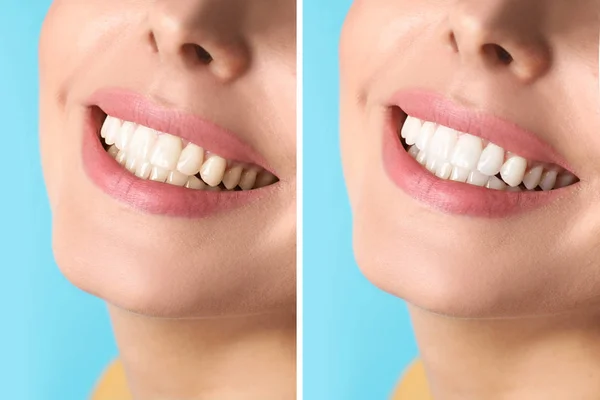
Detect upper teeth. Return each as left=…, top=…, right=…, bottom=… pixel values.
left=401, top=116, right=577, bottom=191
left=100, top=115, right=277, bottom=191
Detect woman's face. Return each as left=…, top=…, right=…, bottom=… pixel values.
left=39, top=0, right=296, bottom=318
left=340, top=0, right=600, bottom=318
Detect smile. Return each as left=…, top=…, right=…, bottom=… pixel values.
left=383, top=90, right=579, bottom=217
left=83, top=89, right=279, bottom=217
left=100, top=115, right=277, bottom=191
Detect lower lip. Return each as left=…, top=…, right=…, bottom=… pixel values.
left=382, top=111, right=567, bottom=218
left=82, top=108, right=269, bottom=218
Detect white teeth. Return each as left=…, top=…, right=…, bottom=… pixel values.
left=401, top=116, right=422, bottom=146
left=185, top=175, right=207, bottom=190
left=116, top=150, right=127, bottom=166
left=200, top=155, right=228, bottom=187
left=223, top=166, right=244, bottom=190
left=435, top=162, right=453, bottom=180
left=415, top=122, right=436, bottom=152
left=500, top=155, right=527, bottom=187
left=429, top=126, right=458, bottom=160
left=115, top=121, right=136, bottom=151
left=102, top=115, right=277, bottom=191
left=468, top=170, right=489, bottom=187
left=125, top=157, right=138, bottom=174
left=177, top=143, right=205, bottom=176
left=522, top=165, right=544, bottom=190
left=239, top=169, right=258, bottom=191
left=555, top=172, right=577, bottom=189
left=539, top=170, right=558, bottom=191
left=128, top=126, right=157, bottom=159
left=150, top=166, right=169, bottom=183
left=167, top=170, right=189, bottom=187
left=450, top=166, right=470, bottom=183
left=486, top=176, right=507, bottom=191
left=402, top=115, right=578, bottom=192
left=451, top=135, right=483, bottom=170
left=477, top=143, right=505, bottom=176
left=135, top=161, right=153, bottom=180
left=101, top=116, right=122, bottom=146
left=150, top=134, right=183, bottom=170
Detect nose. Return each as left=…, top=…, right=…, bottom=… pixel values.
left=148, top=0, right=250, bottom=83
left=447, top=0, right=552, bottom=84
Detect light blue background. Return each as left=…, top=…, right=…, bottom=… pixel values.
left=0, top=2, right=118, bottom=399
left=303, top=2, right=418, bottom=399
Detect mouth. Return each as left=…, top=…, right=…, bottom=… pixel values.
left=382, top=90, right=579, bottom=217
left=394, top=107, right=579, bottom=192
left=98, top=110, right=278, bottom=191
left=82, top=89, right=280, bottom=218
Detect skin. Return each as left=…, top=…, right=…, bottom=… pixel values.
left=39, top=0, right=296, bottom=398
left=340, top=0, right=600, bottom=398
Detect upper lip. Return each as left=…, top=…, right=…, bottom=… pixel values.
left=86, top=88, right=275, bottom=175
left=388, top=89, right=575, bottom=175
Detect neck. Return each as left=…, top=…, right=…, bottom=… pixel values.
left=109, top=305, right=296, bottom=400
left=410, top=305, right=600, bottom=400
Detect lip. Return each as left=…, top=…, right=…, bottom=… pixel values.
left=82, top=90, right=275, bottom=218
left=382, top=89, right=575, bottom=218
left=87, top=88, right=274, bottom=173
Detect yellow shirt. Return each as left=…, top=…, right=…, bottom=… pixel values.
left=391, top=360, right=433, bottom=400
left=91, top=360, right=132, bottom=400
left=92, top=359, right=431, bottom=400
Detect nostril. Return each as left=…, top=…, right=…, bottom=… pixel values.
left=193, top=45, right=213, bottom=64
left=483, top=44, right=513, bottom=65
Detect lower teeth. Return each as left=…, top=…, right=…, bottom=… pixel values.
left=104, top=142, right=275, bottom=191
left=404, top=142, right=577, bottom=192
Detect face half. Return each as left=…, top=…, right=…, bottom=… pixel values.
left=340, top=0, right=600, bottom=318
left=39, top=0, right=296, bottom=318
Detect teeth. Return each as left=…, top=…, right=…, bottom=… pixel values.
left=101, top=116, right=122, bottom=146
left=486, top=176, right=507, bottom=191
left=223, top=166, right=244, bottom=190
left=539, top=170, right=558, bottom=191
left=468, top=171, right=489, bottom=187
left=400, top=115, right=577, bottom=192
left=150, top=134, right=183, bottom=170
left=167, top=170, right=189, bottom=187
left=135, top=161, right=153, bottom=180
left=401, top=116, right=422, bottom=146
left=477, top=143, right=504, bottom=176
left=450, top=166, right=469, bottom=183
left=115, top=122, right=137, bottom=151
left=435, top=162, right=453, bottom=180
left=452, top=135, right=483, bottom=170
left=239, top=169, right=258, bottom=191
left=150, top=166, right=169, bottom=183
left=100, top=115, right=277, bottom=191
left=415, top=122, right=436, bottom=152
left=555, top=172, right=577, bottom=189
left=522, top=165, right=544, bottom=190
left=500, top=155, right=527, bottom=188
left=200, top=155, right=228, bottom=187
left=128, top=126, right=157, bottom=159
left=177, top=143, right=205, bottom=176
left=429, top=126, right=458, bottom=160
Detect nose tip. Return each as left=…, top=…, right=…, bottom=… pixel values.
left=448, top=2, right=552, bottom=84
left=148, top=2, right=250, bottom=83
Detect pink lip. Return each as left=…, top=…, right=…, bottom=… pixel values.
left=383, top=90, right=575, bottom=218
left=87, top=88, right=273, bottom=173
left=82, top=91, right=275, bottom=218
